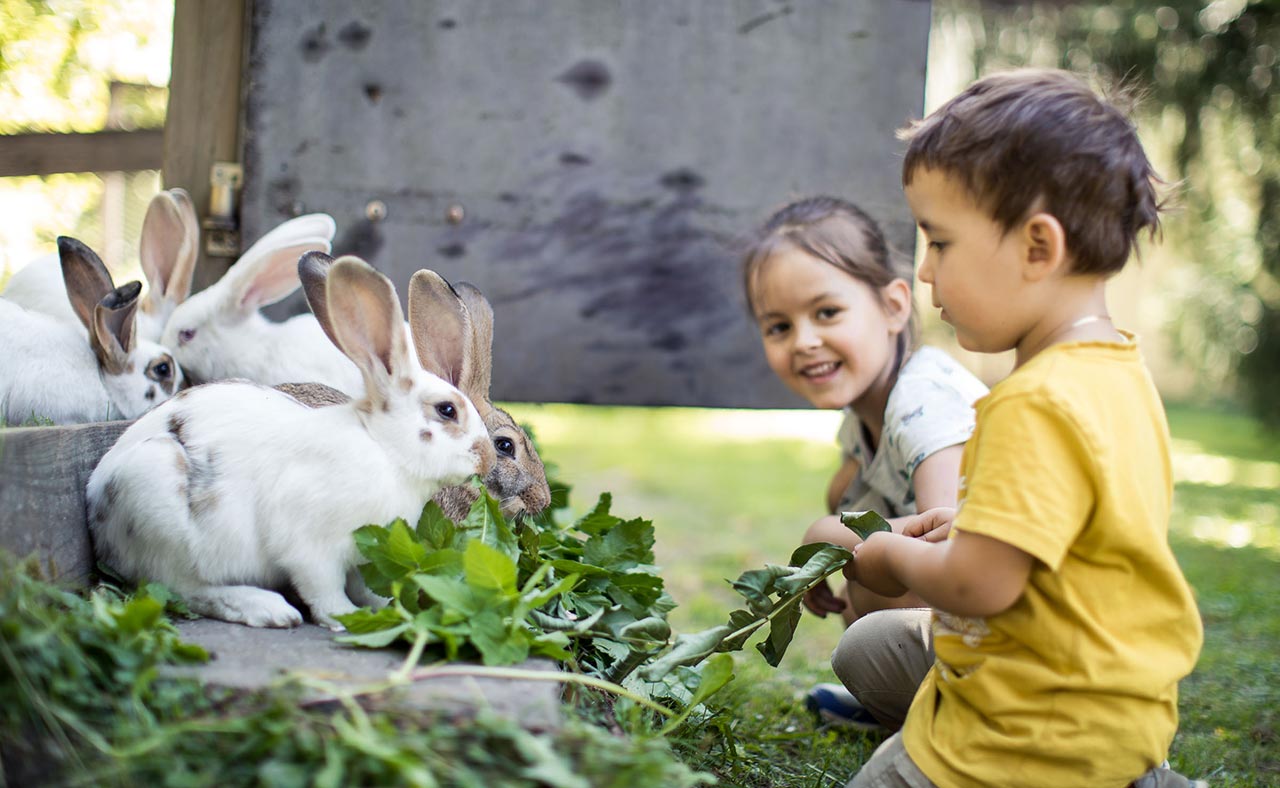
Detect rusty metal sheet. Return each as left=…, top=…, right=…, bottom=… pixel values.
left=242, top=0, right=931, bottom=407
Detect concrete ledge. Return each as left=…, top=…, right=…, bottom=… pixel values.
left=0, top=421, right=131, bottom=586
left=169, top=619, right=563, bottom=730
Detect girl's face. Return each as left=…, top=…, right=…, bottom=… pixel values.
left=751, top=245, right=909, bottom=411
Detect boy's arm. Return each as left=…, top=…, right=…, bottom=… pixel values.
left=847, top=529, right=1034, bottom=618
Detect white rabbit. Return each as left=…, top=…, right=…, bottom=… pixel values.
left=86, top=254, right=496, bottom=630
left=284, top=266, right=552, bottom=523
left=159, top=214, right=361, bottom=394
left=0, top=237, right=183, bottom=425
left=2, top=189, right=200, bottom=341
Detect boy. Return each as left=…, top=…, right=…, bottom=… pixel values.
left=841, top=69, right=1205, bottom=787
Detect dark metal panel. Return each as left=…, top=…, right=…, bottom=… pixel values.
left=242, top=0, right=931, bottom=408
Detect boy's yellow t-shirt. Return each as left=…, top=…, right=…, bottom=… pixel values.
left=902, top=336, right=1203, bottom=788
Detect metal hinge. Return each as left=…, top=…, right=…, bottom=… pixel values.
left=203, top=162, right=243, bottom=257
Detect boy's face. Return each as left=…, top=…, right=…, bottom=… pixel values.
left=905, top=167, right=1031, bottom=354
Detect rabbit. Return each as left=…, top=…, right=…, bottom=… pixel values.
left=279, top=268, right=551, bottom=524
left=0, top=237, right=183, bottom=425
left=159, top=213, right=361, bottom=394
left=2, top=189, right=200, bottom=341
left=86, top=254, right=496, bottom=630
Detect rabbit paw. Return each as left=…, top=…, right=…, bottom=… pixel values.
left=242, top=598, right=305, bottom=628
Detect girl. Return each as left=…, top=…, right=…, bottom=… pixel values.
left=742, top=196, right=987, bottom=726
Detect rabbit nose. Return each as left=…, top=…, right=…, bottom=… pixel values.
left=473, top=436, right=497, bottom=477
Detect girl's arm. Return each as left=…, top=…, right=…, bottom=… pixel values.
left=848, top=529, right=1033, bottom=618
left=826, top=456, right=860, bottom=514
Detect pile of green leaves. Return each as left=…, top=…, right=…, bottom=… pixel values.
left=335, top=485, right=875, bottom=709
left=0, top=552, right=716, bottom=787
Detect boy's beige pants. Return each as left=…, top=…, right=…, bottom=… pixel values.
left=831, top=608, right=935, bottom=731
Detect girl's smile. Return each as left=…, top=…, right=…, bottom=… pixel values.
left=750, top=245, right=910, bottom=416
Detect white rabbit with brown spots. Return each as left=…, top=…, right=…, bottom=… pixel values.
left=86, top=254, right=495, bottom=629
left=281, top=265, right=551, bottom=523
left=0, top=237, right=182, bottom=425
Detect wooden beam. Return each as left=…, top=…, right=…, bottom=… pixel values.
left=163, top=0, right=248, bottom=292
left=0, top=130, right=164, bottom=177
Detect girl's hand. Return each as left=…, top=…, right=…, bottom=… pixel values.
left=804, top=579, right=848, bottom=618
left=902, top=507, right=956, bottom=543
left=845, top=533, right=909, bottom=598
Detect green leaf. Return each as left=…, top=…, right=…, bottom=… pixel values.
left=686, top=652, right=735, bottom=708
left=414, top=575, right=484, bottom=616
left=755, top=598, right=803, bottom=667
left=773, top=544, right=852, bottom=597
left=573, top=493, right=619, bottom=535
left=463, top=540, right=518, bottom=595
left=356, top=519, right=429, bottom=582
left=583, top=519, right=654, bottom=569
left=719, top=608, right=760, bottom=652
left=461, top=492, right=518, bottom=556
left=640, top=625, right=732, bottom=681
left=729, top=564, right=792, bottom=616
left=840, top=510, right=893, bottom=540
left=337, top=623, right=412, bottom=648
left=416, top=500, right=457, bottom=549
left=470, top=611, right=529, bottom=665
left=618, top=616, right=671, bottom=644
left=420, top=547, right=464, bottom=577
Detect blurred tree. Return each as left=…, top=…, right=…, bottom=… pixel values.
left=941, top=0, right=1279, bottom=426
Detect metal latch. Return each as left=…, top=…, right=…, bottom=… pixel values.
left=203, top=162, right=242, bottom=257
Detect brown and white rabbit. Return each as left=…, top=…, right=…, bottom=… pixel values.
left=0, top=237, right=182, bottom=425
left=86, top=255, right=496, bottom=629
left=279, top=266, right=551, bottom=523
left=2, top=189, right=200, bottom=342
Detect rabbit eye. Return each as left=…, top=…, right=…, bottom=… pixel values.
left=495, top=437, right=516, bottom=458
left=178, top=328, right=197, bottom=345
left=153, top=362, right=171, bottom=379
left=435, top=402, right=458, bottom=421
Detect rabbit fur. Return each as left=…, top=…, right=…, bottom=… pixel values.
left=2, top=189, right=200, bottom=342
left=87, top=254, right=496, bottom=630
left=160, top=213, right=362, bottom=394
left=283, top=269, right=550, bottom=523
left=0, top=237, right=183, bottom=425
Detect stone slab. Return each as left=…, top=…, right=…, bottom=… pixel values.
left=169, top=618, right=563, bottom=730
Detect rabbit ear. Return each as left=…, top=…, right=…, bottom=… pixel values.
left=223, top=240, right=329, bottom=314
left=58, top=236, right=115, bottom=332
left=251, top=213, right=336, bottom=250
left=407, top=269, right=470, bottom=389
left=325, top=256, right=409, bottom=407
left=298, top=251, right=341, bottom=349
left=453, top=282, right=494, bottom=401
left=89, top=281, right=143, bottom=374
left=139, top=188, right=199, bottom=310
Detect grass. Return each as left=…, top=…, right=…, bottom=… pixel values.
left=507, top=400, right=1280, bottom=787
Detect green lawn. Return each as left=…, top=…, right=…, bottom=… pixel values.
left=507, top=400, right=1280, bottom=787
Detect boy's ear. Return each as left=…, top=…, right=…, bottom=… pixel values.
left=1022, top=213, right=1068, bottom=281
left=881, top=278, right=913, bottom=333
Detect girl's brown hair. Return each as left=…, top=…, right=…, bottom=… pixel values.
left=742, top=195, right=918, bottom=348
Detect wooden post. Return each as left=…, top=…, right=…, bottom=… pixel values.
left=162, top=0, right=248, bottom=293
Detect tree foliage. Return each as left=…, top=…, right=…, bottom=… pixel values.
left=946, top=0, right=1279, bottom=425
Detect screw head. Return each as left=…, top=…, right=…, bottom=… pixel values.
left=365, top=199, right=388, bottom=222
left=446, top=204, right=465, bottom=225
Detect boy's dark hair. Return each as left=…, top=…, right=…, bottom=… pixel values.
left=741, top=195, right=917, bottom=346
left=900, top=69, right=1164, bottom=276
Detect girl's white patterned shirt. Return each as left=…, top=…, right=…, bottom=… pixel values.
left=836, top=345, right=989, bottom=517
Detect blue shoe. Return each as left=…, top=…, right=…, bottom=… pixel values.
left=805, top=683, right=882, bottom=730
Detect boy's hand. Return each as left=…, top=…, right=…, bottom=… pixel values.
left=845, top=533, right=909, bottom=598
left=903, top=507, right=956, bottom=543
left=804, top=579, right=848, bottom=618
